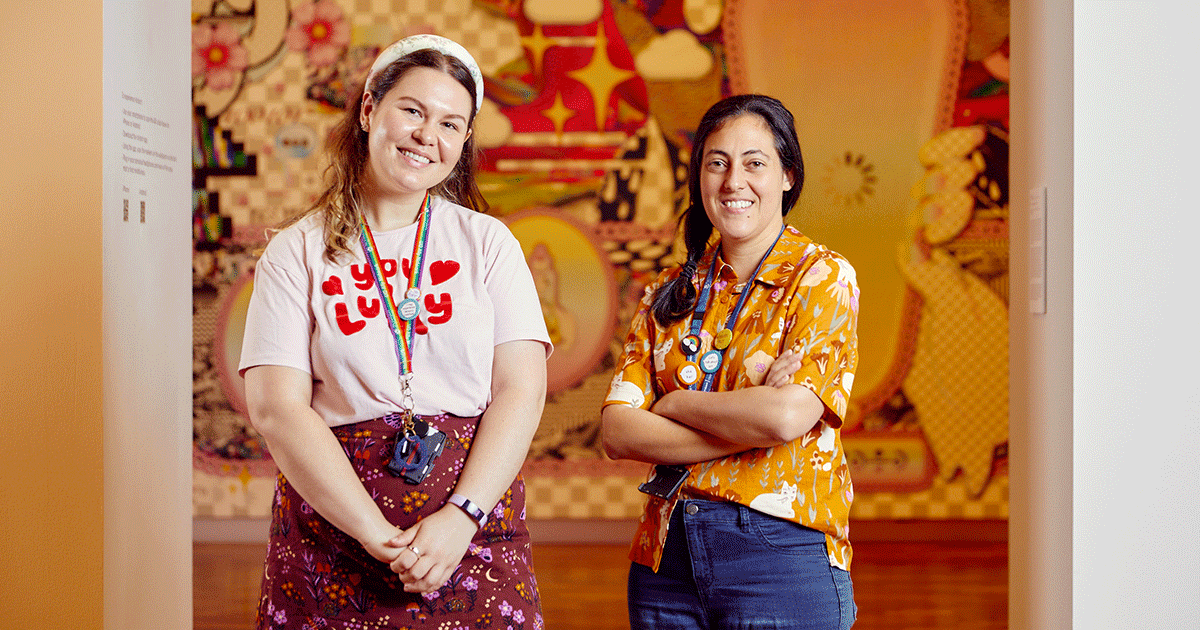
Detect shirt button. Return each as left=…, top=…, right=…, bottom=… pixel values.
left=685, top=504, right=699, bottom=515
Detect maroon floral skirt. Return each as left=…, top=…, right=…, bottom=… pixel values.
left=256, top=413, right=542, bottom=630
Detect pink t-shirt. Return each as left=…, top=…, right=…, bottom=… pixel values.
left=239, top=196, right=552, bottom=427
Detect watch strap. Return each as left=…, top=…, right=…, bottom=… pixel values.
left=448, top=493, right=487, bottom=529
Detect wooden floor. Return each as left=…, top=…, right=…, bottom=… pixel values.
left=195, top=540, right=1006, bottom=629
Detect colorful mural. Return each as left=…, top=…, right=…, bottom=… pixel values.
left=193, top=0, right=1010, bottom=520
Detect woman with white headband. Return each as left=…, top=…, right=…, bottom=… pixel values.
left=239, top=34, right=551, bottom=629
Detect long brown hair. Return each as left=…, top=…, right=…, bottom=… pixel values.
left=279, top=48, right=487, bottom=263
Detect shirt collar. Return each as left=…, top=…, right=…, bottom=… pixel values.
left=705, top=226, right=812, bottom=289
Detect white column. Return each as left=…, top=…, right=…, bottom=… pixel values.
left=103, top=0, right=193, bottom=627
left=1009, top=0, right=1075, bottom=627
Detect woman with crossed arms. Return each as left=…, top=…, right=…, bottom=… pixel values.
left=602, top=94, right=860, bottom=630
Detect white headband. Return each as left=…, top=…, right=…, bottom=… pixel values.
left=365, top=34, right=485, bottom=113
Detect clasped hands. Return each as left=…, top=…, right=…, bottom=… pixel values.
left=362, top=503, right=480, bottom=594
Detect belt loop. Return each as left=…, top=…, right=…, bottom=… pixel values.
left=737, top=505, right=752, bottom=532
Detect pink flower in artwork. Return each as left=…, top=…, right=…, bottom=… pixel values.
left=286, top=0, right=351, bottom=67
left=193, top=22, right=248, bottom=90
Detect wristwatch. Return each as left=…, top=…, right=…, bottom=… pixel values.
left=448, top=493, right=488, bottom=529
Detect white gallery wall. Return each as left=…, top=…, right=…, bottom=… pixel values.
left=1072, top=1, right=1200, bottom=627
left=103, top=0, right=193, bottom=627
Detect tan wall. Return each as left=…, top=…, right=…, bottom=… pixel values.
left=0, top=0, right=105, bottom=626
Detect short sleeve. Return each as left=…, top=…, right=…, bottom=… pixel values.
left=782, top=252, right=860, bottom=427
left=483, top=225, right=553, bottom=357
left=602, top=276, right=669, bottom=411
left=238, top=235, right=314, bottom=377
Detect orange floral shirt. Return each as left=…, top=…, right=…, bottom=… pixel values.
left=604, top=226, right=860, bottom=572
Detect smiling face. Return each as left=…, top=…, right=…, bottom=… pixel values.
left=699, top=114, right=794, bottom=253
left=360, top=65, right=473, bottom=207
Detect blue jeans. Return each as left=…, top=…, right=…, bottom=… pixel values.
left=628, top=499, right=856, bottom=630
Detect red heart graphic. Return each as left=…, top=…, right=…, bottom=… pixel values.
left=429, top=260, right=460, bottom=285
left=322, top=275, right=343, bottom=296
left=414, top=316, right=428, bottom=335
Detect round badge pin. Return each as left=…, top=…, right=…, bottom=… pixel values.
left=680, top=335, right=701, bottom=355
left=397, top=298, right=420, bottom=321
left=699, top=350, right=723, bottom=374
left=405, top=288, right=421, bottom=300
left=713, top=329, right=733, bottom=350
left=676, top=362, right=701, bottom=386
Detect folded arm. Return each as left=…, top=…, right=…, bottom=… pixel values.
left=651, top=378, right=825, bottom=446
left=602, top=349, right=822, bottom=464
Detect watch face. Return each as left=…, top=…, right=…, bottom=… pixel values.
left=450, top=495, right=485, bottom=526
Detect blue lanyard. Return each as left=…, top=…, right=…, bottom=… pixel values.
left=683, top=225, right=785, bottom=391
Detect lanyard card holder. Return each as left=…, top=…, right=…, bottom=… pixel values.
left=638, top=464, right=690, bottom=499
left=388, top=418, right=447, bottom=484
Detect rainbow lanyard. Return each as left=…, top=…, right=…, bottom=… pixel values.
left=680, top=225, right=785, bottom=392
left=357, top=193, right=433, bottom=406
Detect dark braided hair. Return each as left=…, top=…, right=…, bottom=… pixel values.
left=649, top=94, right=805, bottom=325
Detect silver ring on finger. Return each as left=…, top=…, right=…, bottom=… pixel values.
left=408, top=545, right=421, bottom=557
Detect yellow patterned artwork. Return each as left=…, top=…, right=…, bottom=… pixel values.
left=193, top=0, right=1011, bottom=522
left=505, top=210, right=618, bottom=395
